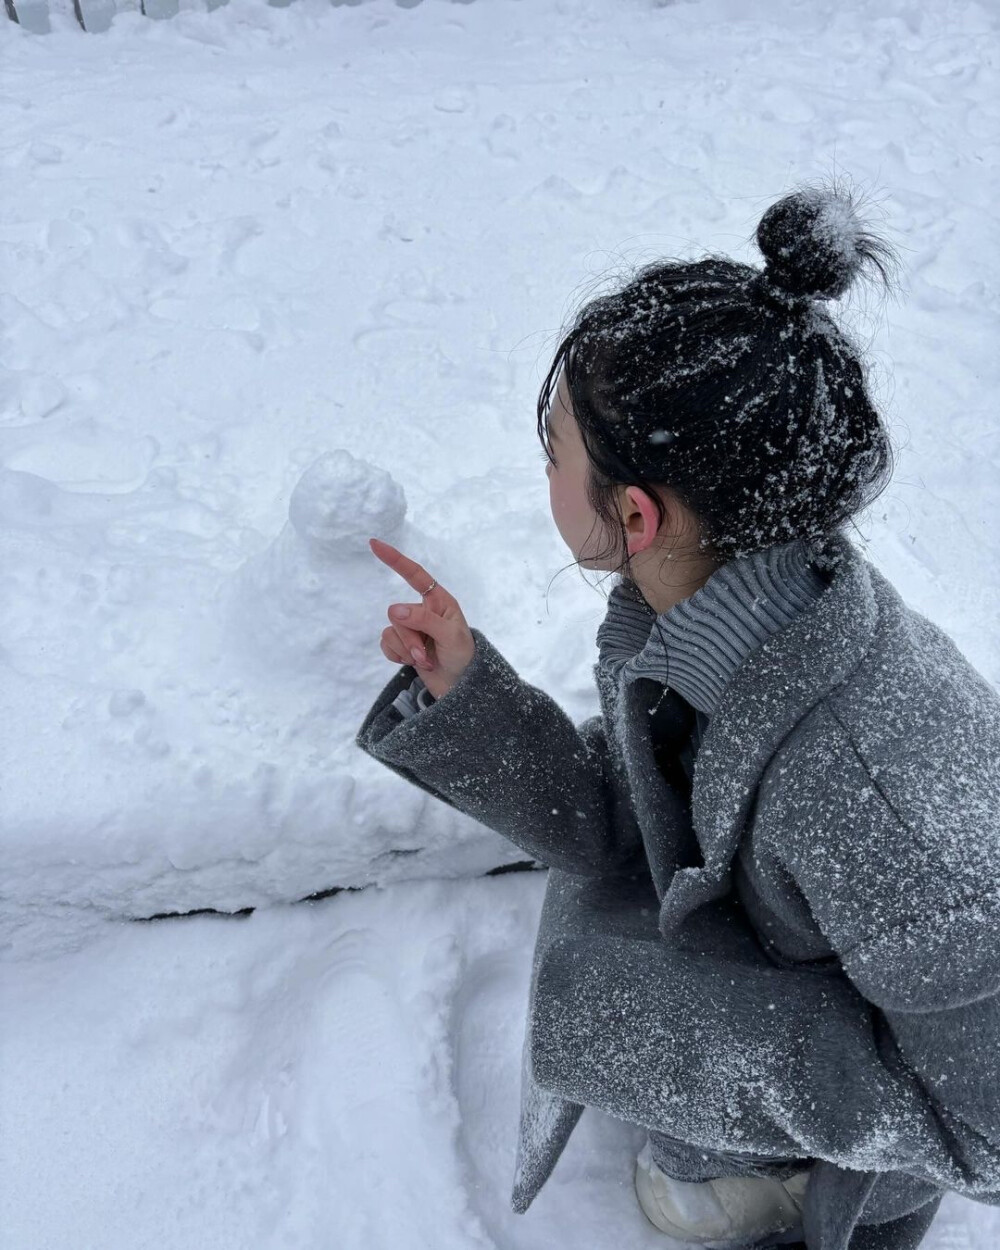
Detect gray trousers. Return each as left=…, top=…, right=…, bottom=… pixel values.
left=648, top=1129, right=808, bottom=1181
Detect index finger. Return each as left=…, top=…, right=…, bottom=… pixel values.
left=369, top=538, right=449, bottom=601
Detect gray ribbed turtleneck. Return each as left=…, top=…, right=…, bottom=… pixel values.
left=596, top=536, right=830, bottom=717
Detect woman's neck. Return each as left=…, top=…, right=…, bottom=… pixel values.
left=622, top=544, right=722, bottom=616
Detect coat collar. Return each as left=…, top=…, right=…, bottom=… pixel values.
left=687, top=531, right=878, bottom=878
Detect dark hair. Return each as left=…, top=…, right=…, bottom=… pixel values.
left=537, top=181, right=899, bottom=590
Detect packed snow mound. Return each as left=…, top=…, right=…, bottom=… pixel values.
left=0, top=448, right=553, bottom=958
left=226, top=450, right=407, bottom=679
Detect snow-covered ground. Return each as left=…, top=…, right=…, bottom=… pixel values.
left=2, top=0, right=998, bottom=1245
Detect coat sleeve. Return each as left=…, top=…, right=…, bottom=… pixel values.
left=779, top=738, right=1000, bottom=1197
left=529, top=848, right=1000, bottom=1199
left=354, top=627, right=643, bottom=877
left=528, top=923, right=1000, bottom=1197
left=814, top=893, right=1000, bottom=1196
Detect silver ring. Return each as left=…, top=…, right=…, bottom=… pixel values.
left=422, top=579, right=437, bottom=596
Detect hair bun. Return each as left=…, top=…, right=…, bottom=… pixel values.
left=755, top=185, right=890, bottom=302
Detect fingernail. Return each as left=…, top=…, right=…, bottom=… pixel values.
left=390, top=605, right=410, bottom=619
left=411, top=647, right=427, bottom=665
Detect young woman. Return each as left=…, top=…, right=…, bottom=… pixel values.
left=355, top=185, right=1000, bottom=1250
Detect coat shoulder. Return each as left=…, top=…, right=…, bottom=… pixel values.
left=752, top=570, right=1000, bottom=1006
left=831, top=563, right=1000, bottom=752
left=823, top=566, right=1000, bottom=876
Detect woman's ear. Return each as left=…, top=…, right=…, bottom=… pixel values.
left=621, top=485, right=666, bottom=557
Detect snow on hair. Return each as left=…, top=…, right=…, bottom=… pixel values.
left=537, top=179, right=898, bottom=576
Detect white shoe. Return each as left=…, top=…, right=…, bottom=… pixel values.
left=634, top=1139, right=811, bottom=1247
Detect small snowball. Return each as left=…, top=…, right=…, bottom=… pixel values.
left=288, top=450, right=405, bottom=557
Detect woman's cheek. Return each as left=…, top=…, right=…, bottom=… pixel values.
left=548, top=476, right=570, bottom=535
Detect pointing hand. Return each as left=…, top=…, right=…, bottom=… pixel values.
left=369, top=538, right=476, bottom=701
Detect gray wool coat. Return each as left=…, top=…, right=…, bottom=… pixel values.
left=355, top=532, right=1000, bottom=1250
